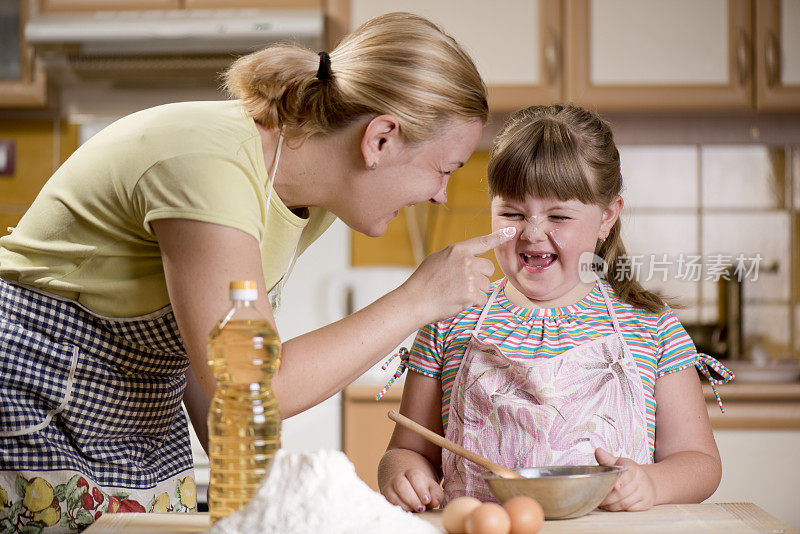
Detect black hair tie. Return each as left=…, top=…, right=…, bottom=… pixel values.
left=316, top=51, right=332, bottom=81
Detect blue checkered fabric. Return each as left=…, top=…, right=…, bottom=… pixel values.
left=0, top=278, right=193, bottom=489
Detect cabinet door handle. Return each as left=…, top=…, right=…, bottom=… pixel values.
left=544, top=28, right=560, bottom=85
left=765, top=30, right=780, bottom=88
left=736, top=28, right=752, bottom=87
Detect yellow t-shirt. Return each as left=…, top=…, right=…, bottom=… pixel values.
left=0, top=100, right=336, bottom=317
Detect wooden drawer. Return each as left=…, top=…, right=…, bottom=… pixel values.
left=342, top=385, right=402, bottom=491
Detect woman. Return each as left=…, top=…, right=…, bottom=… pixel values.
left=0, top=12, right=512, bottom=532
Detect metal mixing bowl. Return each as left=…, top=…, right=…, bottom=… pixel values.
left=482, top=465, right=625, bottom=519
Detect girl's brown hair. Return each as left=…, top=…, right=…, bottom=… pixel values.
left=223, top=12, right=488, bottom=143
left=488, top=104, right=666, bottom=314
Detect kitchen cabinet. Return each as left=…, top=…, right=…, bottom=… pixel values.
left=0, top=119, right=79, bottom=231
left=712, top=429, right=800, bottom=529
left=567, top=0, right=752, bottom=110
left=0, top=0, right=47, bottom=108
left=40, top=0, right=322, bottom=12
left=41, top=0, right=180, bottom=10
left=342, top=385, right=402, bottom=491
left=755, top=0, right=800, bottom=110
left=185, top=0, right=321, bottom=8
left=344, top=0, right=800, bottom=112
left=345, top=0, right=562, bottom=111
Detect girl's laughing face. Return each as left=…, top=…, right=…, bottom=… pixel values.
left=490, top=194, right=621, bottom=308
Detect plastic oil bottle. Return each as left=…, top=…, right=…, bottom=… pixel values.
left=207, top=280, right=281, bottom=523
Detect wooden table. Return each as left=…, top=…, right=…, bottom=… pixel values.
left=86, top=503, right=798, bottom=533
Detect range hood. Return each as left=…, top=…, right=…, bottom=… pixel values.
left=25, top=8, right=324, bottom=87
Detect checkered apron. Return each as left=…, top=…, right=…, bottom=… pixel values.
left=0, top=278, right=195, bottom=531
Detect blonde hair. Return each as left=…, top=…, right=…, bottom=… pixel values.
left=223, top=12, right=488, bottom=142
left=488, top=104, right=666, bottom=314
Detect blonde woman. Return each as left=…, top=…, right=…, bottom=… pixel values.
left=0, top=13, right=512, bottom=531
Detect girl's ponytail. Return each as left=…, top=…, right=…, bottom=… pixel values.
left=597, top=220, right=665, bottom=314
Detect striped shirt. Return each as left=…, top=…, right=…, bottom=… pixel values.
left=407, top=278, right=698, bottom=457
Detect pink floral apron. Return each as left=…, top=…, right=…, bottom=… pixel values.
left=442, top=278, right=650, bottom=503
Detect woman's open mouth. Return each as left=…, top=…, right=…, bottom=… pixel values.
left=521, top=252, right=558, bottom=271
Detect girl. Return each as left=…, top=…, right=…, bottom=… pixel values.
left=378, top=104, right=732, bottom=513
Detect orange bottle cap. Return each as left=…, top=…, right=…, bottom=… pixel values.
left=229, top=280, right=257, bottom=290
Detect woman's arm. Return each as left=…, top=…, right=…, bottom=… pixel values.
left=154, top=219, right=510, bottom=437
left=378, top=371, right=444, bottom=511
left=597, top=367, right=721, bottom=510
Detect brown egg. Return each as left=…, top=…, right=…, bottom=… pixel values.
left=464, top=503, right=511, bottom=534
left=503, top=496, right=544, bottom=534
left=442, top=496, right=482, bottom=534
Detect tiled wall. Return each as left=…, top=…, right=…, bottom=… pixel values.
left=620, top=145, right=798, bottom=360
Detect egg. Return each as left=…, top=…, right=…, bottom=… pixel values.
left=464, top=503, right=511, bottom=534
left=442, top=496, right=482, bottom=534
left=503, top=496, right=544, bottom=534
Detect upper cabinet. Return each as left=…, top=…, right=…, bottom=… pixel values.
left=0, top=0, right=47, bottom=108
left=9, top=0, right=800, bottom=111
left=566, top=0, right=752, bottom=110
left=343, top=0, right=800, bottom=111
left=346, top=0, right=562, bottom=112
left=41, top=0, right=180, bottom=10
left=39, top=0, right=321, bottom=11
left=755, top=0, right=800, bottom=110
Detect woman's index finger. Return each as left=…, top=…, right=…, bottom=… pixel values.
left=458, top=227, right=516, bottom=256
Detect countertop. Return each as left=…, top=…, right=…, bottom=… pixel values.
left=703, top=382, right=800, bottom=429
left=346, top=381, right=800, bottom=401
left=345, top=382, right=800, bottom=429
left=86, top=503, right=798, bottom=533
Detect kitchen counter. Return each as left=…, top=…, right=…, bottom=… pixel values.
left=349, top=381, right=800, bottom=402
left=344, top=382, right=800, bottom=429
left=704, top=382, right=800, bottom=429
left=86, top=503, right=798, bottom=533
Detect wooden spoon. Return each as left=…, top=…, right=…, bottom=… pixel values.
left=387, top=410, right=523, bottom=479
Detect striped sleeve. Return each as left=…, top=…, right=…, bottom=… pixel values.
left=655, top=306, right=698, bottom=377
left=407, top=321, right=445, bottom=379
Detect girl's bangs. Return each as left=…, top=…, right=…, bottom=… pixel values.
left=489, top=120, right=597, bottom=204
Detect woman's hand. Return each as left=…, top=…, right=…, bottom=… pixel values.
left=400, top=227, right=516, bottom=324
left=381, top=468, right=444, bottom=512
left=595, top=448, right=657, bottom=511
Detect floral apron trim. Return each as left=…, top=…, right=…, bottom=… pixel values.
left=0, top=470, right=196, bottom=533
left=0, top=279, right=196, bottom=532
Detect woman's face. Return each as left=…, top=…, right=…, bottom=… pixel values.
left=344, top=119, right=482, bottom=237
left=491, top=194, right=619, bottom=308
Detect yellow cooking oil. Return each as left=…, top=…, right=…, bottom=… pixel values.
left=207, top=280, right=281, bottom=524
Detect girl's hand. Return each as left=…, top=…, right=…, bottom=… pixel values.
left=595, top=447, right=657, bottom=511
left=400, top=228, right=516, bottom=324
left=380, top=468, right=444, bottom=513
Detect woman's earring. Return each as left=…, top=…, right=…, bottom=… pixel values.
left=366, top=162, right=378, bottom=170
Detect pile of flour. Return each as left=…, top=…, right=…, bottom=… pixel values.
left=208, top=449, right=440, bottom=534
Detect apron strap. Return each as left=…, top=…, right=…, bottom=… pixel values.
left=471, top=278, right=506, bottom=338
left=375, top=279, right=506, bottom=400
left=595, top=278, right=623, bottom=334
